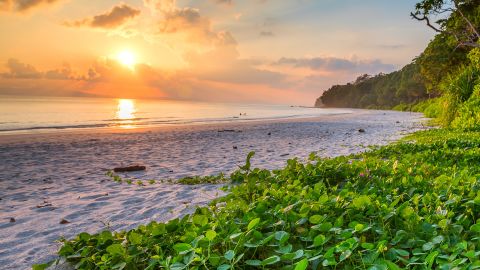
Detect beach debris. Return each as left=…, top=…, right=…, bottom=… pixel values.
left=218, top=129, right=236, bottom=132
left=267, top=132, right=271, bottom=136
left=396, top=121, right=400, bottom=123
left=9, top=218, right=15, bottom=223
left=113, top=165, right=146, bottom=172
left=233, top=146, right=238, bottom=150
left=60, top=219, right=70, bottom=224
left=36, top=202, right=53, bottom=208
left=358, top=129, right=366, bottom=133
left=280, top=153, right=289, bottom=157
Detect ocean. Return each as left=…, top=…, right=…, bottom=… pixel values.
left=0, top=96, right=352, bottom=134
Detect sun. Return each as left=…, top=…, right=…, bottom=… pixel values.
left=117, top=50, right=137, bottom=69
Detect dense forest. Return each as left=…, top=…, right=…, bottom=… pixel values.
left=315, top=62, right=429, bottom=108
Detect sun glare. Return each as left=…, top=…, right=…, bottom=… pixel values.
left=117, top=50, right=136, bottom=69
left=116, top=99, right=136, bottom=120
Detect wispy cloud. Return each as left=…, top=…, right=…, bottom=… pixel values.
left=275, top=56, right=396, bottom=73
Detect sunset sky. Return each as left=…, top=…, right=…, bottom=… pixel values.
left=0, top=0, right=435, bottom=105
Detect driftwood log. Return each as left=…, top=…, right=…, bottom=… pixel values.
left=113, top=165, right=146, bottom=172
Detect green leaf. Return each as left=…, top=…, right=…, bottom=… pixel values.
left=128, top=232, right=142, bottom=245
left=206, top=230, right=217, bottom=241
left=294, top=258, right=308, bottom=270
left=245, top=260, right=261, bottom=266
left=355, top=223, right=365, bottom=232
left=247, top=218, right=261, bottom=230
left=361, top=243, right=375, bottom=250
left=106, top=244, right=124, bottom=255
left=393, top=249, right=409, bottom=257
left=229, top=232, right=243, bottom=239
left=192, top=214, right=208, bottom=226
left=313, top=222, right=333, bottom=232
left=224, top=250, right=235, bottom=261
left=470, top=223, right=480, bottom=233
left=340, top=250, right=352, bottom=261
left=78, top=232, right=90, bottom=241
left=432, top=235, right=444, bottom=244
left=173, top=243, right=192, bottom=253
left=422, top=242, right=434, bottom=251
left=282, top=250, right=304, bottom=261
left=322, top=258, right=337, bottom=266
left=262, top=255, right=280, bottom=266
left=112, top=262, right=127, bottom=270
left=217, top=264, right=231, bottom=270
left=425, top=251, right=439, bottom=268
left=152, top=224, right=166, bottom=236
left=275, top=231, right=290, bottom=244
left=309, top=215, right=323, bottom=224
left=384, top=260, right=401, bottom=270
left=170, top=262, right=186, bottom=270
left=32, top=264, right=50, bottom=270
left=313, top=234, right=326, bottom=247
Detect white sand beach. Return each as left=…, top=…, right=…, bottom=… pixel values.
left=0, top=110, right=428, bottom=269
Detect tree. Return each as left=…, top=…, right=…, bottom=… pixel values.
left=411, top=0, right=480, bottom=48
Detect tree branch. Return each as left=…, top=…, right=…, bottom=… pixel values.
left=456, top=8, right=480, bottom=39
left=410, top=12, right=443, bottom=33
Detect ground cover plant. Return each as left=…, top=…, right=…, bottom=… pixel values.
left=36, top=128, right=480, bottom=270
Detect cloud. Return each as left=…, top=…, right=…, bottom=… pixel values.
left=65, top=4, right=141, bottom=28
left=260, top=31, right=274, bottom=37
left=0, top=0, right=60, bottom=12
left=45, top=63, right=74, bottom=80
left=212, top=0, right=232, bottom=5
left=2, top=59, right=43, bottom=79
left=2, top=59, right=84, bottom=81
left=378, top=44, right=406, bottom=49
left=275, top=56, right=396, bottom=74
left=145, top=0, right=236, bottom=45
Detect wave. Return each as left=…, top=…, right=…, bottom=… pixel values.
left=0, top=112, right=352, bottom=134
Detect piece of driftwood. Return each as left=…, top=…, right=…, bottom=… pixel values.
left=113, top=165, right=147, bottom=172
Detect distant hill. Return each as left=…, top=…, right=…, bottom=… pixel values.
left=315, top=62, right=430, bottom=109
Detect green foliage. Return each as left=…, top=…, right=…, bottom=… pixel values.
left=411, top=97, right=443, bottom=118
left=105, top=171, right=228, bottom=186
left=416, top=33, right=469, bottom=94
left=318, top=62, right=429, bottom=109
left=440, top=48, right=480, bottom=127
left=176, top=174, right=227, bottom=185
left=451, top=85, right=480, bottom=130
left=47, top=128, right=480, bottom=269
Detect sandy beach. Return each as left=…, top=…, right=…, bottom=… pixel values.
left=0, top=109, right=428, bottom=269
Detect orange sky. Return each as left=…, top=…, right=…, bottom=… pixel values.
left=0, top=0, right=434, bottom=105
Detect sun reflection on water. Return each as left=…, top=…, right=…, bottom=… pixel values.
left=116, top=99, right=137, bottom=129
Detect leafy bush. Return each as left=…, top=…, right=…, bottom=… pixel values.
left=38, top=129, right=480, bottom=270
left=440, top=49, right=480, bottom=126
left=411, top=98, right=443, bottom=119
left=452, top=85, right=480, bottom=130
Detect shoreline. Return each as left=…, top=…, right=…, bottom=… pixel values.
left=0, top=109, right=428, bottom=269
left=0, top=111, right=357, bottom=142
left=0, top=109, right=399, bottom=144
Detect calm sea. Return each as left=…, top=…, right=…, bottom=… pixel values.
left=0, top=96, right=352, bottom=134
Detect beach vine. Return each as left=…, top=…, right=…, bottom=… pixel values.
left=35, top=129, right=480, bottom=269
